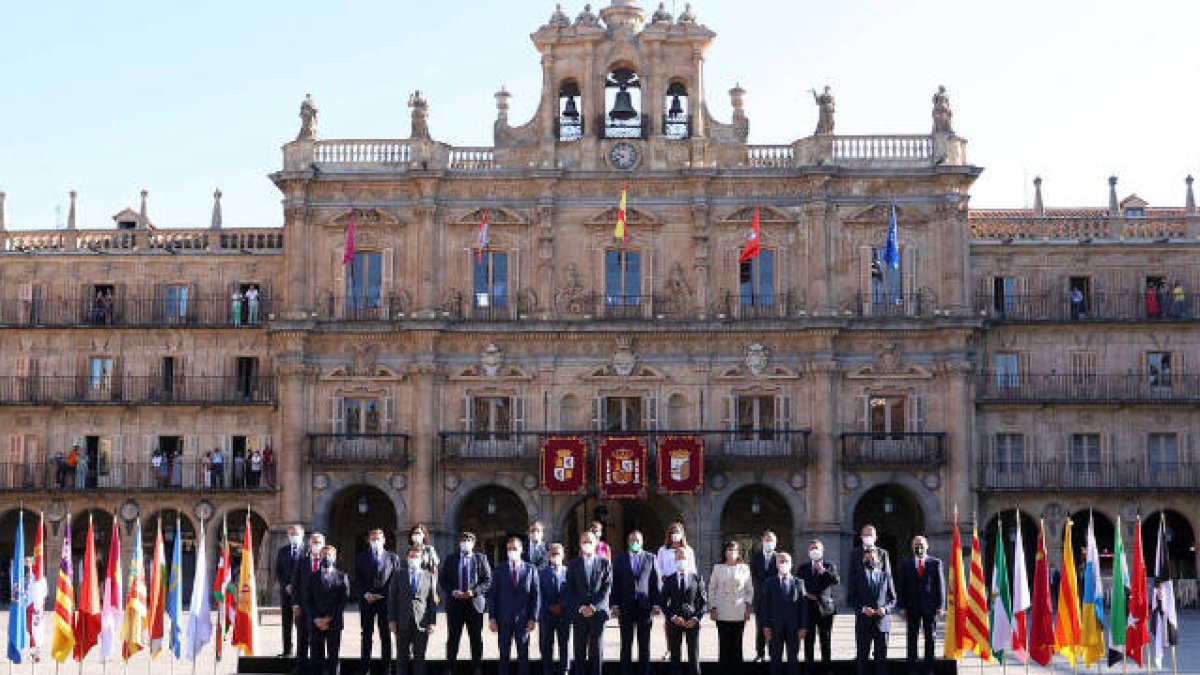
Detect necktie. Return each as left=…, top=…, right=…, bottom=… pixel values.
left=783, top=576, right=790, bottom=595
left=410, top=572, right=416, bottom=594
left=512, top=563, right=518, bottom=588
left=918, top=559, right=924, bottom=577
left=311, top=558, right=318, bottom=573
left=557, top=570, right=564, bottom=591
left=632, top=554, right=639, bottom=576
left=460, top=557, right=469, bottom=592
left=290, top=545, right=297, bottom=558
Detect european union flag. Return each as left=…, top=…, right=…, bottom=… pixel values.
left=7, top=512, right=27, bottom=663
left=884, top=205, right=901, bottom=270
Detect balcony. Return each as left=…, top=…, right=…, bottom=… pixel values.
left=975, top=291, right=1199, bottom=323
left=3, top=228, right=283, bottom=254
left=854, top=291, right=930, bottom=318
left=0, top=461, right=276, bottom=492
left=970, top=214, right=1191, bottom=243
left=0, top=296, right=272, bottom=328
left=840, top=431, right=947, bottom=469
left=976, top=459, right=1200, bottom=492
left=976, top=374, right=1200, bottom=404
left=719, top=293, right=795, bottom=320
left=0, top=376, right=277, bottom=406
left=440, top=432, right=538, bottom=463
left=307, top=434, right=410, bottom=468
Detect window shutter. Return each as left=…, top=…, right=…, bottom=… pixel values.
left=383, top=396, right=396, bottom=432
left=776, top=395, right=792, bottom=430
left=332, top=396, right=345, bottom=433
left=645, top=396, right=659, bottom=430
left=592, top=397, right=605, bottom=431
left=723, top=396, right=736, bottom=431
left=333, top=249, right=346, bottom=318
left=183, top=435, right=199, bottom=488
left=462, top=396, right=474, bottom=432
left=907, top=394, right=927, bottom=433
left=902, top=245, right=918, bottom=314
left=858, top=246, right=873, bottom=315
left=856, top=394, right=870, bottom=432
left=381, top=247, right=394, bottom=319
left=513, top=396, right=526, bottom=433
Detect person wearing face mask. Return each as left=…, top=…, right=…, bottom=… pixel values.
left=305, top=546, right=349, bottom=675
left=749, top=530, right=779, bottom=662
left=707, top=540, right=753, bottom=667
left=587, top=521, right=611, bottom=559
left=407, top=524, right=439, bottom=577
left=851, top=524, right=892, bottom=577
left=296, top=532, right=327, bottom=675
left=895, top=535, right=944, bottom=675
left=487, top=537, right=541, bottom=675
left=758, top=552, right=809, bottom=675
left=388, top=546, right=437, bottom=675
left=354, top=529, right=399, bottom=675
left=654, top=522, right=693, bottom=661
left=536, top=544, right=571, bottom=675
left=275, top=524, right=305, bottom=658
left=611, top=530, right=660, bottom=675
left=565, top=531, right=612, bottom=675
left=848, top=549, right=896, bottom=675
left=524, top=521, right=548, bottom=568
left=438, top=531, right=491, bottom=675
left=662, top=546, right=707, bottom=675
left=796, top=539, right=840, bottom=674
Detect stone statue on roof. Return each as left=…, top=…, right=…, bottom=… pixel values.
left=932, top=85, right=954, bottom=134
left=547, top=4, right=570, bottom=28
left=575, top=4, right=600, bottom=26
left=811, top=85, right=835, bottom=135
left=651, top=2, right=673, bottom=23
left=297, top=93, right=318, bottom=141
left=408, top=90, right=430, bottom=140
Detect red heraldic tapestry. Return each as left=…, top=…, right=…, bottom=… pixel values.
left=540, top=436, right=587, bottom=495
left=657, top=436, right=703, bottom=495
left=598, top=436, right=648, bottom=499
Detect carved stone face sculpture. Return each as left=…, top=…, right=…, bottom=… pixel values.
left=612, top=339, right=636, bottom=377
left=481, top=342, right=503, bottom=377
left=746, top=343, right=769, bottom=376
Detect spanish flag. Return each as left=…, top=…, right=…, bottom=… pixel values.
left=613, top=185, right=628, bottom=244
left=230, top=514, right=258, bottom=656
left=49, top=522, right=74, bottom=663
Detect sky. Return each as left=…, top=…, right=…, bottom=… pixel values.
left=1, top=0, right=1197, bottom=230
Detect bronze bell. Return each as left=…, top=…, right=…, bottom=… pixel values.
left=609, top=86, right=637, bottom=120
left=668, top=94, right=684, bottom=117
left=562, top=95, right=579, bottom=119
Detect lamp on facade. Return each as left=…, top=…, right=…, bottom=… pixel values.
left=882, top=496, right=896, bottom=514
left=358, top=496, right=369, bottom=515
left=486, top=495, right=498, bottom=516
left=751, top=495, right=762, bottom=515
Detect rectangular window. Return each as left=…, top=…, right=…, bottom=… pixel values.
left=1068, top=277, right=1091, bottom=318
left=995, top=433, right=1025, bottom=473
left=1148, top=433, right=1178, bottom=473
left=604, top=251, right=641, bottom=306
left=235, top=357, right=258, bottom=400
left=868, top=396, right=905, bottom=436
left=473, top=252, right=509, bottom=308
left=736, top=395, right=776, bottom=440
left=89, top=357, right=114, bottom=393
left=1070, top=433, right=1101, bottom=473
left=471, top=396, right=513, bottom=440
left=603, top=396, right=643, bottom=431
left=739, top=251, right=775, bottom=307
left=992, top=277, right=1016, bottom=315
left=870, top=247, right=902, bottom=304
left=1148, top=352, right=1173, bottom=390
left=347, top=252, right=383, bottom=309
left=342, top=398, right=382, bottom=435
left=994, top=353, right=1020, bottom=390
left=164, top=284, right=189, bottom=320
left=1069, top=351, right=1097, bottom=388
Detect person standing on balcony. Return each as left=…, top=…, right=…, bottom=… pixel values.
left=1069, top=287, right=1085, bottom=319
left=201, top=451, right=212, bottom=488
left=151, top=449, right=165, bottom=487
left=231, top=288, right=244, bottom=326
left=246, top=285, right=261, bottom=324
left=1146, top=282, right=1161, bottom=318
left=233, top=451, right=246, bottom=488
left=73, top=448, right=87, bottom=489
left=210, top=447, right=225, bottom=487
left=249, top=449, right=263, bottom=487
left=1171, top=280, right=1186, bottom=317
left=263, top=445, right=276, bottom=486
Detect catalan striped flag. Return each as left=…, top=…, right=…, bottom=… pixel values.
left=147, top=518, right=167, bottom=658
left=613, top=185, right=628, bottom=243
left=49, top=522, right=74, bottom=663
left=1053, top=519, right=1082, bottom=665
left=964, top=523, right=992, bottom=661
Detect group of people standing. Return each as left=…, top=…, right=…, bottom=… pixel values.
left=274, top=521, right=948, bottom=675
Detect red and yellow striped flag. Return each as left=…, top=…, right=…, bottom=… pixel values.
left=49, top=522, right=74, bottom=663
left=146, top=518, right=167, bottom=658
left=230, top=514, right=258, bottom=655
left=1054, top=519, right=1082, bottom=665
left=613, top=185, right=628, bottom=243
left=945, top=517, right=968, bottom=658
left=965, top=523, right=993, bottom=661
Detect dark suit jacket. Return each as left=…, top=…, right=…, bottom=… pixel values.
left=749, top=549, right=778, bottom=607
left=275, top=543, right=304, bottom=602
left=488, top=560, right=541, bottom=624
left=388, top=567, right=437, bottom=630
left=661, top=571, right=707, bottom=624
left=305, top=567, right=350, bottom=630
left=758, top=574, right=809, bottom=634
left=438, top=551, right=492, bottom=614
left=537, top=566, right=570, bottom=623
left=296, top=554, right=324, bottom=617
left=895, top=555, right=945, bottom=616
left=523, top=542, right=549, bottom=568
left=849, top=546, right=893, bottom=577
left=847, top=567, right=897, bottom=633
left=354, top=549, right=401, bottom=603
left=796, top=559, right=840, bottom=618
left=611, top=551, right=660, bottom=620
left=564, top=555, right=612, bottom=621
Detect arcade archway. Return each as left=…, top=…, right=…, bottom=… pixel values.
left=1141, top=510, right=1196, bottom=579
left=1069, top=510, right=1116, bottom=575
left=852, top=484, right=926, bottom=567
left=139, top=509, right=198, bottom=600
left=455, top=485, right=528, bottom=564
left=984, top=509, right=1039, bottom=580
left=721, top=485, right=794, bottom=557
left=328, top=485, right=400, bottom=563
left=562, top=496, right=676, bottom=559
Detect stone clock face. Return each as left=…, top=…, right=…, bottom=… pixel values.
left=609, top=142, right=639, bottom=169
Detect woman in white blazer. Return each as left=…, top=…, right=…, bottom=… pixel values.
left=707, top=539, right=754, bottom=666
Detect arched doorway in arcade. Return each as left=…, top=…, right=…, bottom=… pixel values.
left=562, top=496, right=675, bottom=559
left=984, top=509, right=1039, bottom=581
left=0, top=508, right=38, bottom=604
left=456, top=486, right=529, bottom=564
left=328, top=485, right=399, bottom=564
left=1140, top=510, right=1196, bottom=579
left=139, top=509, right=198, bottom=600
left=720, top=486, right=794, bottom=558
left=1069, top=510, right=1116, bottom=574
left=851, top=484, right=926, bottom=568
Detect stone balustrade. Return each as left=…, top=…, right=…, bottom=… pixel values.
left=2, top=228, right=283, bottom=254
left=971, top=215, right=1197, bottom=242
left=448, top=147, right=496, bottom=171
left=745, top=145, right=794, bottom=168
left=832, top=134, right=933, bottom=161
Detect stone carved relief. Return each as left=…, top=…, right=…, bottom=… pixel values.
left=845, top=342, right=932, bottom=379
left=612, top=337, right=637, bottom=377
left=663, top=263, right=692, bottom=315
left=746, top=343, right=769, bottom=376
left=481, top=343, right=504, bottom=377
left=554, top=264, right=589, bottom=315
left=351, top=343, right=378, bottom=377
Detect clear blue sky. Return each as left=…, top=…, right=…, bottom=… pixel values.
left=2, top=0, right=1197, bottom=230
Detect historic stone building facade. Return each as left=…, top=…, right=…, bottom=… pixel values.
left=0, top=0, right=1195, bottom=597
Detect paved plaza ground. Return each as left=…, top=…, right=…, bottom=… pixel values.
left=2, top=609, right=1195, bottom=674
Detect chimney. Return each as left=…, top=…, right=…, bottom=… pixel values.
left=0, top=191, right=6, bottom=231
left=67, top=190, right=78, bottom=229
left=1032, top=177, right=1044, bottom=216
left=139, top=189, right=149, bottom=228
left=1187, top=175, right=1196, bottom=216
left=1107, top=176, right=1119, bottom=216
left=211, top=188, right=223, bottom=230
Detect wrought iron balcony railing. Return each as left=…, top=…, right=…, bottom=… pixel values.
left=306, top=433, right=411, bottom=467
left=840, top=431, right=947, bottom=469
left=975, top=291, right=1198, bottom=323
left=0, top=296, right=271, bottom=327
left=0, top=461, right=277, bottom=492
left=976, top=373, right=1200, bottom=404
left=976, top=459, right=1200, bottom=492
left=0, top=376, right=276, bottom=405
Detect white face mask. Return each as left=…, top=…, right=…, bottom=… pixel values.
left=369, top=539, right=384, bottom=553
left=529, top=530, right=543, bottom=544
left=762, top=540, right=776, bottom=553
left=808, top=549, right=823, bottom=562
left=670, top=532, right=683, bottom=544
left=407, top=557, right=421, bottom=570
left=777, top=562, right=792, bottom=576
left=725, top=550, right=739, bottom=562
left=288, top=534, right=302, bottom=546
left=411, top=533, right=424, bottom=545
left=459, top=541, right=474, bottom=554
left=580, top=543, right=596, bottom=555
left=861, top=535, right=877, bottom=548
left=676, top=561, right=690, bottom=574
left=507, top=550, right=522, bottom=562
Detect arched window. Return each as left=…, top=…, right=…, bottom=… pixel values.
left=664, top=81, right=690, bottom=140
left=557, top=80, right=582, bottom=141
left=604, top=67, right=642, bottom=138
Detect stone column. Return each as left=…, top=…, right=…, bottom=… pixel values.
left=690, top=200, right=710, bottom=315
left=406, top=357, right=440, bottom=538
left=276, top=355, right=313, bottom=526
left=415, top=205, right=438, bottom=314
left=806, top=356, right=839, bottom=530
left=944, top=361, right=975, bottom=530
left=282, top=190, right=313, bottom=319
left=537, top=199, right=556, bottom=319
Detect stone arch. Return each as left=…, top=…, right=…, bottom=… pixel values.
left=846, top=480, right=937, bottom=569
left=718, top=483, right=797, bottom=557
left=313, top=481, right=404, bottom=563
left=711, top=473, right=807, bottom=540
left=841, top=474, right=942, bottom=532
left=1140, top=509, right=1197, bottom=579
left=451, top=483, right=532, bottom=564
left=444, top=474, right=540, bottom=540
left=553, top=493, right=689, bottom=559
left=312, top=473, right=407, bottom=536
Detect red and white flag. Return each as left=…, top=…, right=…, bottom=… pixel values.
left=476, top=208, right=490, bottom=264
left=342, top=209, right=357, bottom=266
left=98, top=518, right=123, bottom=661
left=738, top=206, right=761, bottom=263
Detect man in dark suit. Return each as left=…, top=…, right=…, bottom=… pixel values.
left=796, top=539, right=840, bottom=674
left=749, top=530, right=779, bottom=662
left=537, top=544, right=571, bottom=675
left=661, top=547, right=707, bottom=675
left=276, top=524, right=305, bottom=658
left=758, top=552, right=809, bottom=675
left=488, top=537, right=541, bottom=675
left=437, top=531, right=492, bottom=675
left=895, top=535, right=945, bottom=675
left=355, top=528, right=400, bottom=675
left=850, top=524, right=892, bottom=577
left=389, top=546, right=437, bottom=675
left=610, top=530, right=660, bottom=675
left=295, top=531, right=326, bottom=675
left=304, top=546, right=350, bottom=675
left=565, top=531, right=612, bottom=675
left=848, top=548, right=896, bottom=675
left=523, top=521, right=549, bottom=569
